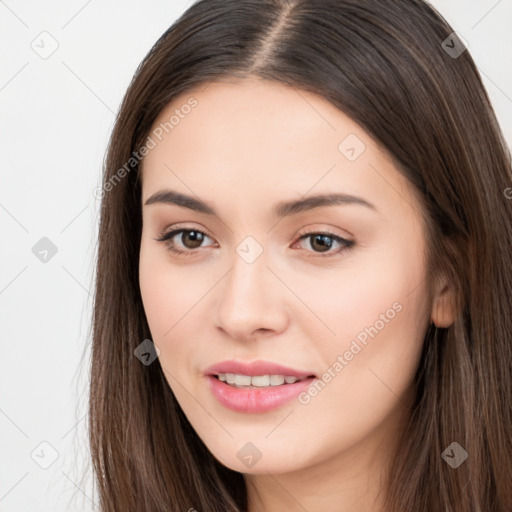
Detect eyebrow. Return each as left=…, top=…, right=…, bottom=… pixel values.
left=143, top=189, right=377, bottom=218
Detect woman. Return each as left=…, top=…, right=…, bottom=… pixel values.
left=89, top=0, right=512, bottom=510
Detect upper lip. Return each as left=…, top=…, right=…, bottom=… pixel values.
left=204, top=359, right=316, bottom=379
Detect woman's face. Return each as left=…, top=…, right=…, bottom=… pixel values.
left=139, top=77, right=435, bottom=476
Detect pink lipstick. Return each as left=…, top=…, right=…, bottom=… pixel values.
left=204, top=360, right=317, bottom=413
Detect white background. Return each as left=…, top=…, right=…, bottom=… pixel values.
left=1, top=1, right=511, bottom=510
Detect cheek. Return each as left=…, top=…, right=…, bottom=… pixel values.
left=308, top=290, right=428, bottom=455
left=138, top=241, right=223, bottom=389
left=295, top=230, right=430, bottom=429
left=139, top=241, right=206, bottom=338
left=139, top=252, right=172, bottom=339
left=286, top=231, right=428, bottom=351
left=138, top=247, right=193, bottom=400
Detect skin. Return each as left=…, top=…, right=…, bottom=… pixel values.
left=139, top=76, right=454, bottom=512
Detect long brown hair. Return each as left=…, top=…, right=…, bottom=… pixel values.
left=89, top=1, right=512, bottom=510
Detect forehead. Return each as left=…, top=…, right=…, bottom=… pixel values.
left=140, top=77, right=415, bottom=219
left=144, top=76, right=372, bottom=168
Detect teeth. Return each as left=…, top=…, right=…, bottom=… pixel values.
left=270, top=375, right=285, bottom=385
left=217, top=373, right=301, bottom=387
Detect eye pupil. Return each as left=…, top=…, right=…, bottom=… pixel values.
left=311, top=234, right=333, bottom=252
left=182, top=230, right=204, bottom=249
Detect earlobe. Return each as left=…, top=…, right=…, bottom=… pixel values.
left=430, top=281, right=455, bottom=328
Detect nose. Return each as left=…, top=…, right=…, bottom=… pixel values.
left=214, top=247, right=289, bottom=342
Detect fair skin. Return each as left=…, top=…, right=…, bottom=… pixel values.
left=139, top=76, right=454, bottom=511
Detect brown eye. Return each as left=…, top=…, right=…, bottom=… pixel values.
left=309, top=234, right=335, bottom=253
left=155, top=228, right=215, bottom=255
left=179, top=230, right=205, bottom=249
left=295, top=232, right=355, bottom=256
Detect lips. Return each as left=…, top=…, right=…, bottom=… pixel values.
left=204, top=359, right=316, bottom=379
left=206, top=375, right=316, bottom=413
left=203, top=359, right=317, bottom=413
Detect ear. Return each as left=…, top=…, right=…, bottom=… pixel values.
left=430, top=276, right=455, bottom=328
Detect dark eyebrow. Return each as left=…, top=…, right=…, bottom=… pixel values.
left=143, top=189, right=376, bottom=217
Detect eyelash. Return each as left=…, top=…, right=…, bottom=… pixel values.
left=154, top=226, right=355, bottom=258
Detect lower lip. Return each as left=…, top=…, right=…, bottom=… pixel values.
left=206, top=375, right=316, bottom=413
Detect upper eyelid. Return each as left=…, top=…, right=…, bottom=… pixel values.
left=157, top=222, right=352, bottom=241
left=156, top=226, right=214, bottom=242
left=156, top=227, right=351, bottom=243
